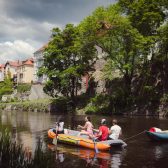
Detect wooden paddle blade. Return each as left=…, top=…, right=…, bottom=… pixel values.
left=93, top=138, right=99, bottom=153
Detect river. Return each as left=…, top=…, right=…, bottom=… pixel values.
left=0, top=110, right=168, bottom=168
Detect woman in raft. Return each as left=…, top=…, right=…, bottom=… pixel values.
left=77, top=116, right=94, bottom=137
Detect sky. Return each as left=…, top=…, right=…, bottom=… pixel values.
left=0, top=0, right=116, bottom=64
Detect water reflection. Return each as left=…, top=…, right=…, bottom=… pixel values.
left=1, top=110, right=168, bottom=168
left=154, top=143, right=168, bottom=160
left=48, top=143, right=126, bottom=168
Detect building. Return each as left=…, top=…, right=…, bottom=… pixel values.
left=0, top=64, right=5, bottom=82
left=4, top=61, right=20, bottom=83
left=33, top=43, right=48, bottom=83
left=17, top=58, right=34, bottom=84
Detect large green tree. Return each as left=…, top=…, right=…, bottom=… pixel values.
left=79, top=5, right=147, bottom=100
left=39, top=24, right=96, bottom=102
left=118, top=0, right=167, bottom=36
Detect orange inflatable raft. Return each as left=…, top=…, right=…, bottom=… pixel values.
left=48, top=129, right=127, bottom=151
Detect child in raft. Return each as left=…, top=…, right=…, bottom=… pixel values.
left=77, top=116, right=94, bottom=137
left=53, top=118, right=64, bottom=134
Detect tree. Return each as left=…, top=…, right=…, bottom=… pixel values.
left=80, top=4, right=147, bottom=101
left=118, top=0, right=167, bottom=36
left=0, top=77, right=13, bottom=99
left=39, top=24, right=96, bottom=103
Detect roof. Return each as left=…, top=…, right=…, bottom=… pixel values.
left=4, top=58, right=34, bottom=68
left=6, top=61, right=20, bottom=67
left=34, top=43, right=48, bottom=54
left=18, top=58, right=34, bottom=67
left=22, top=59, right=34, bottom=66
left=0, top=64, right=5, bottom=69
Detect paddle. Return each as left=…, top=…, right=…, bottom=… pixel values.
left=53, top=116, right=62, bottom=146
left=53, top=122, right=58, bottom=146
left=93, top=137, right=99, bottom=153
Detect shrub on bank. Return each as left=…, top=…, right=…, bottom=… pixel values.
left=17, top=84, right=31, bottom=93
left=84, top=94, right=110, bottom=114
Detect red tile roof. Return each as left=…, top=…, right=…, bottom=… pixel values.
left=0, top=64, right=5, bottom=69
left=18, top=58, right=34, bottom=67
left=23, top=59, right=34, bottom=66
left=6, top=61, right=20, bottom=67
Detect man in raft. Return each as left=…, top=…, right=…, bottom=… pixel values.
left=92, top=119, right=109, bottom=141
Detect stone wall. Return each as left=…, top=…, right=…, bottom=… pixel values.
left=29, top=84, right=51, bottom=100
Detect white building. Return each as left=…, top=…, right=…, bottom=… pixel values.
left=33, top=44, right=48, bottom=83
left=0, top=64, right=5, bottom=82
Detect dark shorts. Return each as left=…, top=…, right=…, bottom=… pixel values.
left=53, top=129, right=64, bottom=134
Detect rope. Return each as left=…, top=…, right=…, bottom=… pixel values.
left=123, top=130, right=146, bottom=142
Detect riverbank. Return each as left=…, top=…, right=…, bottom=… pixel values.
left=0, top=94, right=167, bottom=117
left=0, top=98, right=69, bottom=113
left=0, top=99, right=52, bottom=112
left=0, top=96, right=75, bottom=113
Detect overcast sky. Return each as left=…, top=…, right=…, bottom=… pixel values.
left=0, top=0, right=116, bottom=63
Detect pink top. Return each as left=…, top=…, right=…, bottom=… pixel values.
left=85, top=121, right=93, bottom=134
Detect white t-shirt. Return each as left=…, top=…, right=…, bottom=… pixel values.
left=109, top=125, right=121, bottom=140
left=56, top=122, right=64, bottom=132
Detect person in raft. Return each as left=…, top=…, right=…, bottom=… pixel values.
left=77, top=116, right=94, bottom=137
left=54, top=118, right=64, bottom=134
left=93, top=119, right=109, bottom=141
left=108, top=119, right=122, bottom=140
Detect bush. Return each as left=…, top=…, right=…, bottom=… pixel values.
left=0, top=78, right=13, bottom=99
left=17, top=84, right=31, bottom=93
left=84, top=94, right=110, bottom=114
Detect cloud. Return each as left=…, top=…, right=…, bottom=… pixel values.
left=0, top=0, right=116, bottom=63
left=0, top=40, right=35, bottom=63
left=0, top=14, right=60, bottom=43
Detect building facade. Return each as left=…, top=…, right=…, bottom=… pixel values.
left=33, top=44, right=48, bottom=83
left=4, top=61, right=20, bottom=83
left=17, top=59, right=34, bottom=84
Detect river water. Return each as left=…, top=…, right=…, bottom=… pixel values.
left=0, top=110, right=168, bottom=168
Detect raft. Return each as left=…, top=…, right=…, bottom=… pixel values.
left=146, top=127, right=168, bottom=141
left=48, top=128, right=127, bottom=151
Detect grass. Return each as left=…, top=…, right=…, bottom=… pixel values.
left=0, top=97, right=68, bottom=113
left=0, top=99, right=52, bottom=112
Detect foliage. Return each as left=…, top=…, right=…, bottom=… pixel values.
left=160, top=94, right=168, bottom=105
left=0, top=98, right=69, bottom=113
left=40, top=0, right=168, bottom=115
left=80, top=4, right=150, bottom=103
left=85, top=94, right=110, bottom=114
left=39, top=24, right=96, bottom=101
left=17, top=84, right=31, bottom=93
left=0, top=77, right=13, bottom=99
left=118, top=0, right=167, bottom=36
left=157, top=23, right=168, bottom=59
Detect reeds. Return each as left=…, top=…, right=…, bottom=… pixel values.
left=0, top=128, right=54, bottom=168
